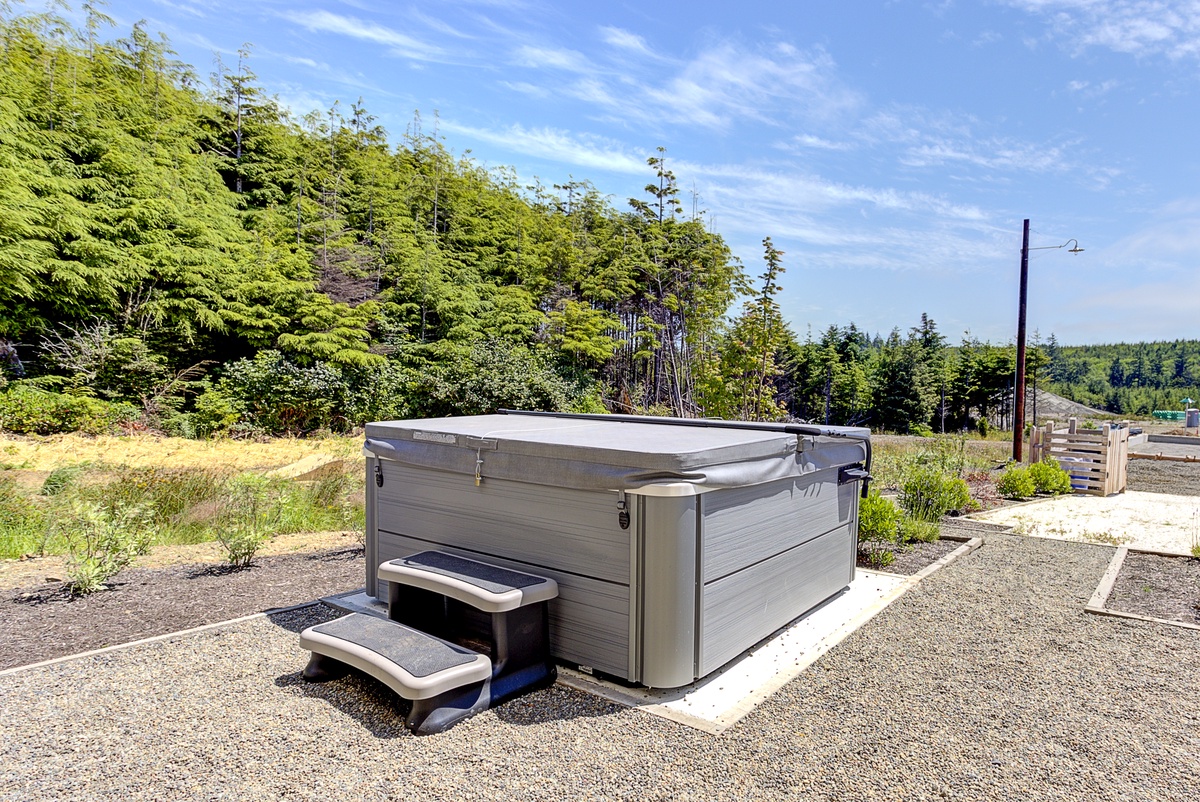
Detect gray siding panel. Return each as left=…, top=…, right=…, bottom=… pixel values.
left=375, top=461, right=630, bottom=584
left=698, top=525, right=854, bottom=676
left=701, top=470, right=847, bottom=583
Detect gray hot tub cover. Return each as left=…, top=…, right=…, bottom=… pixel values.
left=363, top=413, right=868, bottom=493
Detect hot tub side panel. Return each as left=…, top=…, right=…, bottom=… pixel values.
left=697, top=469, right=859, bottom=676
left=370, top=459, right=637, bottom=679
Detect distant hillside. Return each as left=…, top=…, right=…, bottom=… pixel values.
left=1031, top=389, right=1112, bottom=422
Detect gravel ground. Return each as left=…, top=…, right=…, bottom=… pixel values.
left=2, top=533, right=1197, bottom=801
left=1128, top=458, right=1200, bottom=495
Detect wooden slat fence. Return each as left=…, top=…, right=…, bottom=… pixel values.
left=1028, top=418, right=1128, bottom=496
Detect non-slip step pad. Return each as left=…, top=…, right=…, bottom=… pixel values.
left=379, top=550, right=558, bottom=613
left=301, top=613, right=491, bottom=699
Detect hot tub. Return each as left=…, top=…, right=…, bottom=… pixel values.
left=362, top=411, right=870, bottom=689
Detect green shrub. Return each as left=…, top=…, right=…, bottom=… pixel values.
left=216, top=351, right=352, bottom=435
left=217, top=524, right=266, bottom=569
left=59, top=501, right=154, bottom=594
left=977, top=417, right=990, bottom=438
left=0, top=386, right=138, bottom=435
left=899, top=516, right=941, bottom=544
left=858, top=490, right=901, bottom=568
left=900, top=467, right=974, bottom=521
left=997, top=465, right=1036, bottom=500
left=1028, top=458, right=1072, bottom=495
left=214, top=475, right=277, bottom=568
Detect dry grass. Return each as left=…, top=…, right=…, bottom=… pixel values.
left=0, top=433, right=367, bottom=563
left=0, top=432, right=361, bottom=472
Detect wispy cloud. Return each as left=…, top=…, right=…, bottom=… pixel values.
left=507, top=37, right=862, bottom=134
left=1005, top=1, right=1200, bottom=60
left=1065, top=78, right=1120, bottom=98
left=511, top=45, right=592, bottom=72
left=599, top=26, right=656, bottom=57
left=286, top=10, right=446, bottom=62
left=440, top=122, right=650, bottom=174
left=784, top=134, right=856, bottom=151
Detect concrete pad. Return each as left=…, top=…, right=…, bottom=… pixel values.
left=970, top=491, right=1200, bottom=555
left=559, top=570, right=912, bottom=734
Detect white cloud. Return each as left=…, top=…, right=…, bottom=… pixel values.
left=501, top=81, right=551, bottom=98
left=1005, top=0, right=1200, bottom=60
left=511, top=45, right=591, bottom=72
left=439, top=122, right=649, bottom=174
left=787, top=134, right=856, bottom=151
left=599, top=26, right=655, bottom=56
left=286, top=10, right=446, bottom=62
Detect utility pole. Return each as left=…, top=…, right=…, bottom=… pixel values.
left=1013, top=219, right=1030, bottom=463
left=1011, top=221, right=1084, bottom=463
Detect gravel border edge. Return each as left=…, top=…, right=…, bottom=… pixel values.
left=0, top=600, right=321, bottom=678
left=1085, top=546, right=1200, bottom=632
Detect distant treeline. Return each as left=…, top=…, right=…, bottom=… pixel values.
left=0, top=7, right=1192, bottom=437
left=1045, top=338, right=1200, bottom=416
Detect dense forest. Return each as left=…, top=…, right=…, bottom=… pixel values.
left=0, top=6, right=1195, bottom=437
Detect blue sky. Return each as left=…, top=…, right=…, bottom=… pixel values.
left=73, top=1, right=1200, bottom=345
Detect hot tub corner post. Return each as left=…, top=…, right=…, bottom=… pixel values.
left=365, top=455, right=379, bottom=598
left=639, top=495, right=698, bottom=689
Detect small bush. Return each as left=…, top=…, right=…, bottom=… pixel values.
left=60, top=501, right=154, bottom=594
left=858, top=490, right=901, bottom=568
left=900, top=467, right=974, bottom=521
left=217, top=525, right=266, bottom=569
left=997, top=465, right=1036, bottom=500
left=0, top=386, right=138, bottom=435
left=899, top=516, right=941, bottom=544
left=977, top=418, right=989, bottom=438
left=214, top=475, right=278, bottom=568
left=1028, top=458, right=1072, bottom=495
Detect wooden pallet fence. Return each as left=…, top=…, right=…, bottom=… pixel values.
left=1028, top=418, right=1128, bottom=496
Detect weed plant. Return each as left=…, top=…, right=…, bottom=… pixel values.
left=871, top=435, right=1005, bottom=491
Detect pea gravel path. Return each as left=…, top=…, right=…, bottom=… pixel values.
left=2, top=533, right=1197, bottom=802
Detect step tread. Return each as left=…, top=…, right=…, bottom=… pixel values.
left=301, top=613, right=491, bottom=699
left=379, top=550, right=558, bottom=612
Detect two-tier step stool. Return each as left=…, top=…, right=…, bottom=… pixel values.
left=300, top=550, right=558, bottom=734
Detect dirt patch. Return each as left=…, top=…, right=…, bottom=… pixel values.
left=0, top=545, right=365, bottom=671
left=1106, top=551, right=1200, bottom=626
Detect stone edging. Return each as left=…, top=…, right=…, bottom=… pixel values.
left=1085, top=546, right=1200, bottom=632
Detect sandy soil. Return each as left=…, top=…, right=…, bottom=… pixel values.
left=969, top=491, right=1200, bottom=554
